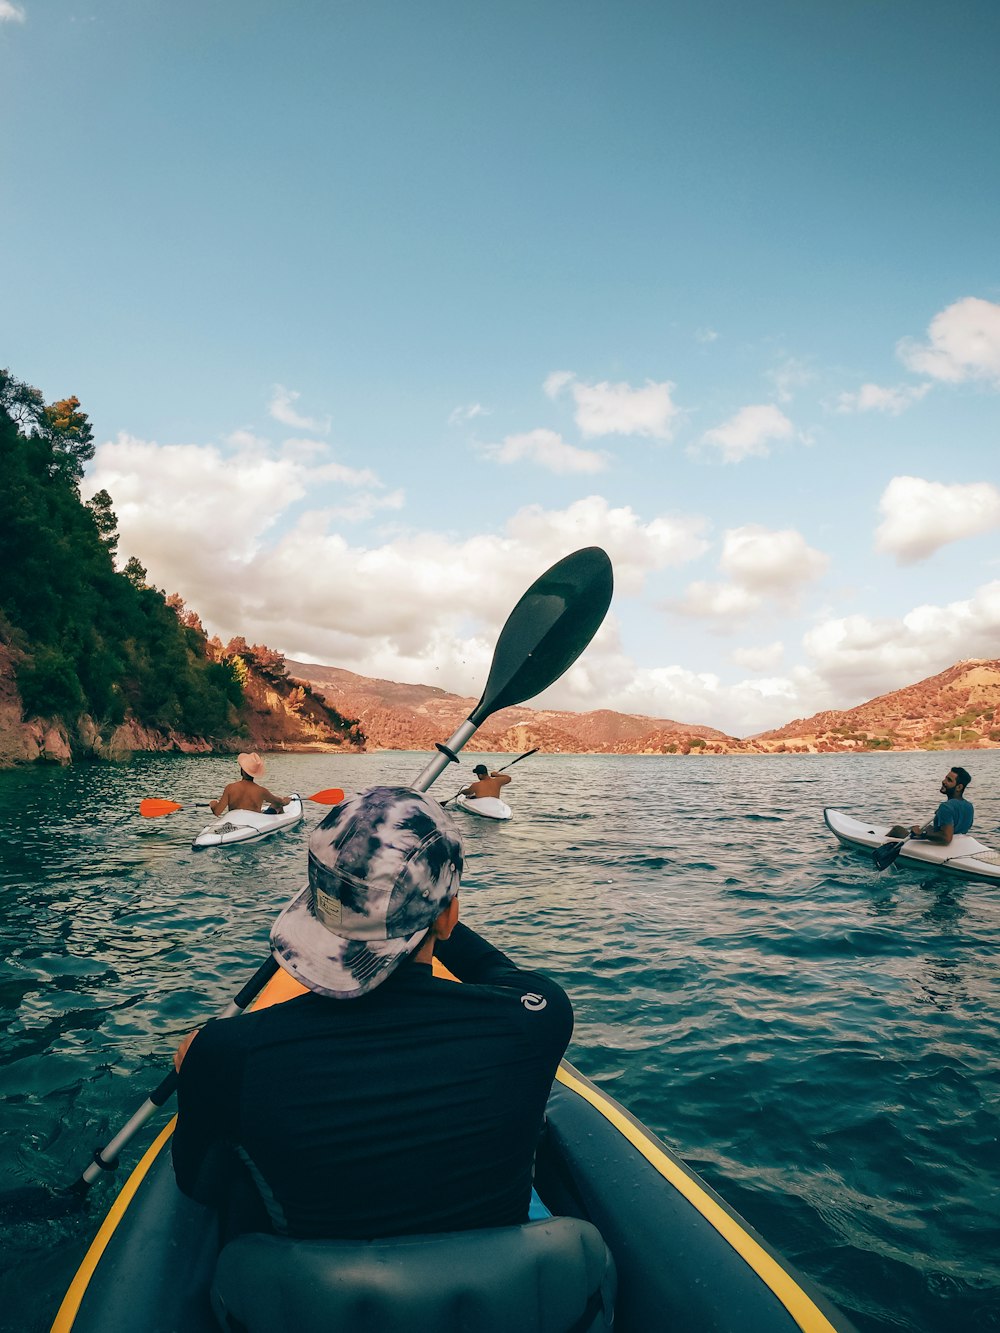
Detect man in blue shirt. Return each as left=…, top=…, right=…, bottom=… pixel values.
left=889, top=767, right=973, bottom=845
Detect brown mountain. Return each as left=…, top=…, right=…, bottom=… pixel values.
left=285, top=657, right=1000, bottom=756
left=750, top=659, right=1000, bottom=752
left=285, top=660, right=740, bottom=755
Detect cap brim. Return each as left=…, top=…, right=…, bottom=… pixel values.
left=270, top=883, right=425, bottom=999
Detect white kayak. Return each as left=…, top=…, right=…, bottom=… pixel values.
left=192, top=794, right=304, bottom=849
left=454, top=794, right=513, bottom=821
left=824, top=807, right=1000, bottom=882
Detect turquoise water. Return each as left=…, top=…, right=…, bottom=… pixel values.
left=1, top=750, right=998, bottom=1332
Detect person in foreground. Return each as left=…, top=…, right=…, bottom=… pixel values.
left=172, top=786, right=572, bottom=1240
left=461, top=763, right=512, bottom=801
left=888, top=767, right=973, bottom=845
left=210, top=753, right=289, bottom=817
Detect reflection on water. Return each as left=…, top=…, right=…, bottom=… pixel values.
left=1, top=749, right=999, bottom=1332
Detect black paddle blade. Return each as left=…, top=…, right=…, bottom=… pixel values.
left=872, top=840, right=904, bottom=871
left=469, top=547, right=613, bottom=726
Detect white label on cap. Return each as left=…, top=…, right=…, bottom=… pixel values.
left=314, top=884, right=343, bottom=927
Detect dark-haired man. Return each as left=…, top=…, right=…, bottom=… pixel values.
left=460, top=764, right=512, bottom=802
left=888, top=767, right=973, bottom=845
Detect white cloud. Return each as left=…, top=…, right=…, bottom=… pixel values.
left=268, top=384, right=331, bottom=433
left=82, top=430, right=398, bottom=585
left=571, top=577, right=1000, bottom=735
left=671, top=580, right=764, bottom=620
left=323, top=489, right=406, bottom=523
left=897, top=296, right=1000, bottom=385
left=571, top=377, right=680, bottom=440
left=695, top=327, right=718, bottom=344
left=224, top=498, right=709, bottom=679
left=526, top=635, right=821, bottom=736
left=875, top=475, right=1000, bottom=564
left=484, top=428, right=608, bottom=474
left=719, top=525, right=829, bottom=594
left=225, top=429, right=272, bottom=452
left=313, top=460, right=384, bottom=488
left=280, top=436, right=332, bottom=461
left=448, top=402, right=489, bottom=425
left=0, top=2, right=26, bottom=21
left=768, top=358, right=814, bottom=404
left=672, top=525, right=828, bottom=626
left=543, top=371, right=575, bottom=399
left=731, top=641, right=785, bottom=672
left=83, top=433, right=306, bottom=568
left=697, top=403, right=795, bottom=462
left=80, top=441, right=711, bottom=704
left=801, top=582, right=1000, bottom=705
left=507, top=496, right=710, bottom=594
left=834, top=382, right=930, bottom=414
left=542, top=371, right=680, bottom=439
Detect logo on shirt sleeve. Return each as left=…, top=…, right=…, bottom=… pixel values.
left=520, top=993, right=547, bottom=1012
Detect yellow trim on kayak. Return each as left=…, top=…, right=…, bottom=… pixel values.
left=53, top=961, right=837, bottom=1333
left=50, top=1116, right=177, bottom=1333
left=553, top=1064, right=838, bottom=1333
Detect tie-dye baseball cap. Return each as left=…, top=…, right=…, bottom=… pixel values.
left=270, top=786, right=464, bottom=999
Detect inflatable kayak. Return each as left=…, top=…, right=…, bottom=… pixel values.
left=52, top=964, right=857, bottom=1333
left=454, top=794, right=512, bottom=821
left=192, top=795, right=304, bottom=849
left=824, top=807, right=1000, bottom=882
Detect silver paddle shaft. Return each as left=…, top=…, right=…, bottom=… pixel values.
left=77, top=961, right=276, bottom=1187
left=410, top=719, right=478, bottom=793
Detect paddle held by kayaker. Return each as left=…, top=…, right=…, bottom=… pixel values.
left=887, top=766, right=973, bottom=845
left=171, top=786, right=571, bottom=1242
left=209, top=752, right=289, bottom=816
left=460, top=763, right=512, bottom=801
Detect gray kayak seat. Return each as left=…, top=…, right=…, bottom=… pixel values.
left=210, top=1216, right=617, bottom=1333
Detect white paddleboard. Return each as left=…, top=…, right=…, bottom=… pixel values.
left=824, top=807, right=1000, bottom=882
left=193, top=794, right=304, bottom=849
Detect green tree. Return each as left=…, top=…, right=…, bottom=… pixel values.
left=123, top=556, right=148, bottom=588
left=86, top=488, right=119, bottom=555
left=39, top=396, right=95, bottom=486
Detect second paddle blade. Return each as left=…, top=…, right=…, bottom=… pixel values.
left=139, top=799, right=183, bottom=818
left=872, top=840, right=903, bottom=870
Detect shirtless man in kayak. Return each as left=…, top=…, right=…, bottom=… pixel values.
left=888, top=766, right=973, bottom=845
left=460, top=764, right=512, bottom=801
left=210, top=752, right=289, bottom=816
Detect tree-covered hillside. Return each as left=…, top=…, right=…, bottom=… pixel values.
left=0, top=369, right=363, bottom=759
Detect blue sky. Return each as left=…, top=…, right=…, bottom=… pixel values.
left=3, top=1, right=999, bottom=736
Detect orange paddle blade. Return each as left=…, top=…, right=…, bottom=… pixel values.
left=139, top=799, right=183, bottom=818
left=305, top=788, right=345, bottom=805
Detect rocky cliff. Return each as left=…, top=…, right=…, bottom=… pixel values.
left=0, top=638, right=366, bottom=768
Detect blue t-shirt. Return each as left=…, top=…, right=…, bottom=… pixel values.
left=933, top=797, right=973, bottom=835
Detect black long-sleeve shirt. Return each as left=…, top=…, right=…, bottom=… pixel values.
left=172, top=923, right=572, bottom=1239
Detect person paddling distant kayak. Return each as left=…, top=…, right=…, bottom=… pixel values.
left=210, top=753, right=289, bottom=816
left=460, top=763, right=512, bottom=801
left=888, top=766, right=973, bottom=845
